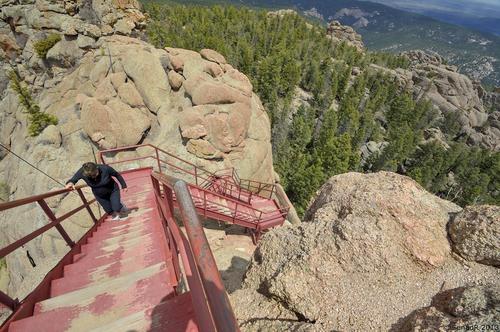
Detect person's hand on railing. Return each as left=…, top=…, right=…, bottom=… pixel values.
left=65, top=183, right=75, bottom=191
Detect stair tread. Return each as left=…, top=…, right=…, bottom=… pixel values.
left=87, top=229, right=154, bottom=245
left=89, top=292, right=198, bottom=332
left=66, top=248, right=168, bottom=277
left=52, top=252, right=166, bottom=296
left=98, top=216, right=154, bottom=231
left=97, top=219, right=154, bottom=230
left=37, top=263, right=168, bottom=314
left=81, top=233, right=157, bottom=255
left=10, top=266, right=174, bottom=332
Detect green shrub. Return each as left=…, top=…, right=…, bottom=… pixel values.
left=33, top=34, right=61, bottom=59
left=8, top=70, right=58, bottom=136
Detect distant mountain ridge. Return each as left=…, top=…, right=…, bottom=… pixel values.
left=153, top=0, right=500, bottom=87
left=431, top=14, right=500, bottom=37
left=366, top=0, right=500, bottom=36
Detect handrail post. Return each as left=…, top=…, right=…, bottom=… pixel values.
left=155, top=147, right=161, bottom=174
left=0, top=291, right=18, bottom=311
left=233, top=168, right=240, bottom=185
left=203, top=190, right=207, bottom=218
left=173, top=179, right=239, bottom=332
left=76, top=188, right=97, bottom=224
left=232, top=202, right=238, bottom=224
left=37, top=200, right=75, bottom=248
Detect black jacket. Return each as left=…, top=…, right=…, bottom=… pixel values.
left=66, top=164, right=127, bottom=197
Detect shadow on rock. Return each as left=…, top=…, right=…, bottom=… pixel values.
left=220, top=256, right=250, bottom=294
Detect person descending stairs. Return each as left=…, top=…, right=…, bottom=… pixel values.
left=0, top=144, right=287, bottom=331
left=7, top=169, right=198, bottom=331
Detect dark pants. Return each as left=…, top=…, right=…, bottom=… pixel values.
left=94, top=189, right=122, bottom=214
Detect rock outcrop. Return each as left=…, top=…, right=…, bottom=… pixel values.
left=231, top=172, right=498, bottom=331
left=477, top=84, right=500, bottom=112
left=0, top=0, right=275, bottom=300
left=399, top=285, right=500, bottom=331
left=326, top=20, right=365, bottom=52
left=267, top=9, right=298, bottom=18
left=0, top=0, right=146, bottom=38
left=369, top=50, right=500, bottom=150
left=449, top=205, right=500, bottom=267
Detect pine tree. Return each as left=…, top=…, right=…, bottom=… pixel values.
left=8, top=70, right=58, bottom=136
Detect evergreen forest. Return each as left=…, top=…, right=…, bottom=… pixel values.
left=144, top=3, right=499, bottom=215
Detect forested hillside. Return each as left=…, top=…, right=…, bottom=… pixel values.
left=144, top=3, right=499, bottom=215
left=144, top=0, right=500, bottom=87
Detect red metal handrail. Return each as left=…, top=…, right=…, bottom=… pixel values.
left=100, top=146, right=252, bottom=205
left=0, top=167, right=240, bottom=331
left=151, top=172, right=240, bottom=332
left=99, top=143, right=282, bottom=202
left=213, top=167, right=279, bottom=200
left=0, top=184, right=98, bottom=313
left=188, top=190, right=259, bottom=223
left=98, top=144, right=289, bottom=225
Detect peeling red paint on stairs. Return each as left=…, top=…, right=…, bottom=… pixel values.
left=6, top=159, right=284, bottom=331
left=8, top=169, right=198, bottom=332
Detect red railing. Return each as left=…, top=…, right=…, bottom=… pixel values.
left=151, top=172, right=239, bottom=332
left=99, top=144, right=252, bottom=204
left=0, top=184, right=100, bottom=317
left=213, top=168, right=275, bottom=200
left=0, top=168, right=240, bottom=331
left=99, top=144, right=282, bottom=201
left=187, top=187, right=287, bottom=227
left=98, top=144, right=290, bottom=228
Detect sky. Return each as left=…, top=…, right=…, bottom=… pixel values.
left=367, top=0, right=500, bottom=18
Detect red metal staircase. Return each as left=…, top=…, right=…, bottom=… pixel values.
left=0, top=144, right=290, bottom=331
left=99, top=144, right=289, bottom=242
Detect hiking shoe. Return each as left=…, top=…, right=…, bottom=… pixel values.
left=120, top=204, right=130, bottom=213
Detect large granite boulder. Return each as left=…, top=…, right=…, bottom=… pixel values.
left=0, top=0, right=145, bottom=39
left=449, top=205, right=500, bottom=267
left=231, top=172, right=498, bottom=331
left=46, top=37, right=83, bottom=67
left=31, top=35, right=274, bottom=182
left=398, top=285, right=500, bottom=331
left=326, top=20, right=365, bottom=51
left=369, top=50, right=500, bottom=151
